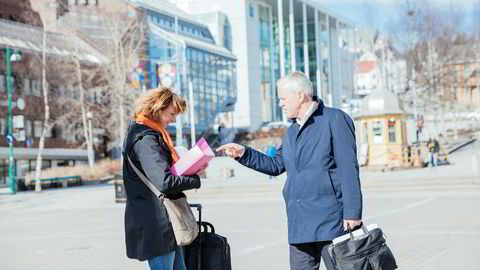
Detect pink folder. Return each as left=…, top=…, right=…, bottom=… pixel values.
left=171, top=138, right=215, bottom=176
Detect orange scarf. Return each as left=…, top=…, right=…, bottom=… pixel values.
left=136, top=114, right=180, bottom=162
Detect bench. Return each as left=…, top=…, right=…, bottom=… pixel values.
left=29, top=175, right=82, bottom=189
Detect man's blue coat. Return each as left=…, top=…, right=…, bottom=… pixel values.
left=237, top=101, right=363, bottom=244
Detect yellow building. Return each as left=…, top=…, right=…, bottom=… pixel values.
left=355, top=90, right=411, bottom=168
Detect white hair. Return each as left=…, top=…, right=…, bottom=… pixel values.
left=276, top=71, right=314, bottom=98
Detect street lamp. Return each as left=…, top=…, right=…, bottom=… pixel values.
left=5, top=47, right=22, bottom=194
left=407, top=10, right=419, bottom=142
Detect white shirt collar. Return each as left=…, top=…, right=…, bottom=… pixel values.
left=297, top=101, right=319, bottom=127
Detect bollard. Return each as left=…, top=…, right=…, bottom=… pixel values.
left=221, top=167, right=234, bottom=178
left=473, top=154, right=480, bottom=175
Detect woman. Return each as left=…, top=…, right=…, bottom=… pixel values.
left=122, top=87, right=204, bottom=270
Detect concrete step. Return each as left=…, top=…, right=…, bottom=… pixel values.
left=185, top=177, right=480, bottom=199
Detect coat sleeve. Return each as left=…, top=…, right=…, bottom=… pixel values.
left=236, top=145, right=286, bottom=176
left=331, top=112, right=363, bottom=220
left=132, top=134, right=201, bottom=195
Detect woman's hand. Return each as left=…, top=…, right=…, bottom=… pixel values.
left=196, top=163, right=209, bottom=176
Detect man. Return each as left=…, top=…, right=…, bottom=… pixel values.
left=217, top=71, right=363, bottom=270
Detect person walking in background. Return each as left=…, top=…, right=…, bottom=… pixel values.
left=217, top=71, right=363, bottom=270
left=433, top=138, right=440, bottom=167
left=266, top=144, right=277, bottom=180
left=427, top=138, right=435, bottom=168
left=122, top=87, right=205, bottom=270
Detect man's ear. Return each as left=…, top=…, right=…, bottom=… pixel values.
left=298, top=91, right=304, bottom=101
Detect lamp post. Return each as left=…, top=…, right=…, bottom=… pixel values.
left=407, top=10, right=419, bottom=142
left=5, top=47, right=21, bottom=194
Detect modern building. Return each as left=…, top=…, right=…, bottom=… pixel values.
left=133, top=0, right=237, bottom=137
left=178, top=0, right=357, bottom=131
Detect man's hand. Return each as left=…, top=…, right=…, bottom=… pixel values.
left=216, top=143, right=245, bottom=159
left=343, top=219, right=362, bottom=231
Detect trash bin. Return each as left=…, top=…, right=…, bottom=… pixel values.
left=114, top=180, right=127, bottom=203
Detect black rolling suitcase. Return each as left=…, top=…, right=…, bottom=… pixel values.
left=185, top=204, right=231, bottom=270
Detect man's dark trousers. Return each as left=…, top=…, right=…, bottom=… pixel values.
left=289, top=241, right=336, bottom=270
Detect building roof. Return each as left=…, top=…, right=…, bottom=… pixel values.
left=0, top=18, right=106, bottom=64
left=149, top=23, right=236, bottom=60
left=355, top=90, right=408, bottom=119
left=132, top=0, right=212, bottom=31
left=356, top=61, right=376, bottom=74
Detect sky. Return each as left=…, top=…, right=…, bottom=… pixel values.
left=319, top=0, right=477, bottom=35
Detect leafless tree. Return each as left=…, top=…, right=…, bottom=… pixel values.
left=474, top=0, right=480, bottom=39
left=56, top=6, right=146, bottom=156
left=388, top=0, right=473, bottom=137
left=33, top=29, right=49, bottom=192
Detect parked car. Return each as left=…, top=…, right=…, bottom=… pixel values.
left=260, top=121, right=291, bottom=132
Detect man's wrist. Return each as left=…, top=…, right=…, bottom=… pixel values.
left=235, top=147, right=247, bottom=161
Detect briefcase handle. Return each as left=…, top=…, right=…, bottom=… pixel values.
left=347, top=222, right=369, bottom=240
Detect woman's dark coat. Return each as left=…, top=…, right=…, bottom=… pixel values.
left=122, top=121, right=200, bottom=261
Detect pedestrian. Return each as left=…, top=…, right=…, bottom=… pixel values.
left=217, top=71, right=363, bottom=270
left=122, top=87, right=205, bottom=270
left=427, top=138, right=435, bottom=168
left=433, top=138, right=440, bottom=167
left=266, top=144, right=277, bottom=180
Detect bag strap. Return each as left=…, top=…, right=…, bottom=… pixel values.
left=127, top=154, right=164, bottom=199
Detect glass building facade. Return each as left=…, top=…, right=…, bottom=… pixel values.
left=139, top=6, right=237, bottom=137
left=251, top=0, right=356, bottom=123
left=135, top=0, right=354, bottom=131
left=186, top=47, right=236, bottom=130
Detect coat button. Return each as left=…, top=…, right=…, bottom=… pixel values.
left=296, top=199, right=301, bottom=203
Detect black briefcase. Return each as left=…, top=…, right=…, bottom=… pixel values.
left=185, top=204, right=231, bottom=270
left=328, top=224, right=397, bottom=270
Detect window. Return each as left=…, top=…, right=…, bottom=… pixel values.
left=14, top=75, right=22, bottom=95
left=33, top=120, right=43, bottom=138
left=45, top=125, right=52, bottom=138
left=0, top=74, right=5, bottom=92
left=32, top=79, right=41, bottom=96
left=26, top=120, right=32, bottom=138
left=249, top=3, right=255, bottom=17
left=30, top=159, right=51, bottom=171
left=464, top=64, right=471, bottom=81
left=23, top=78, right=31, bottom=95
left=388, top=120, right=396, bottom=143
left=0, top=118, right=6, bottom=135
left=223, top=21, right=230, bottom=50
left=372, top=121, right=383, bottom=144
left=363, top=122, right=368, bottom=144
left=0, top=159, right=6, bottom=185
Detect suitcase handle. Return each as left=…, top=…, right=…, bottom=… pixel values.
left=189, top=203, right=202, bottom=211
left=198, top=221, right=215, bottom=234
